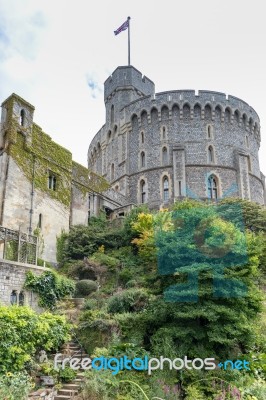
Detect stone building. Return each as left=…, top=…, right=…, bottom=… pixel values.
left=0, top=93, right=130, bottom=263
left=88, top=65, right=265, bottom=208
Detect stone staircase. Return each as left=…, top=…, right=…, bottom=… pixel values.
left=54, top=340, right=87, bottom=400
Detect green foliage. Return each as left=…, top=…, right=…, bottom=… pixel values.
left=0, top=372, right=33, bottom=400
left=72, top=199, right=266, bottom=399
left=78, top=310, right=118, bottom=354
left=56, top=229, right=69, bottom=264
left=107, top=288, right=150, bottom=314
left=24, top=270, right=75, bottom=309
left=0, top=305, right=70, bottom=373
left=76, top=279, right=98, bottom=296
left=58, top=366, right=77, bottom=382
left=90, top=252, right=121, bottom=270
left=122, top=205, right=149, bottom=244
left=57, top=223, right=125, bottom=263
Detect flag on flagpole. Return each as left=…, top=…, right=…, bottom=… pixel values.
left=114, top=19, right=129, bottom=35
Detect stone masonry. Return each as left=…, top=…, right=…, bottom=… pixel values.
left=88, top=65, right=265, bottom=208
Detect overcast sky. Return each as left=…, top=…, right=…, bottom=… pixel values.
left=0, top=0, right=265, bottom=176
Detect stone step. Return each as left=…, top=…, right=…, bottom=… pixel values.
left=54, top=396, right=72, bottom=400
left=58, top=388, right=78, bottom=396
left=62, top=384, right=80, bottom=390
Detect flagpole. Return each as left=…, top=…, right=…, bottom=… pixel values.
left=128, top=16, right=131, bottom=65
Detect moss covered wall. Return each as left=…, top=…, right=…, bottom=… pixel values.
left=0, top=93, right=111, bottom=263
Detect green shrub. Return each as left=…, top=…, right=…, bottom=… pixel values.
left=0, top=305, right=70, bottom=373
left=83, top=298, right=99, bottom=310
left=0, top=372, right=33, bottom=400
left=24, top=270, right=75, bottom=310
left=78, top=311, right=119, bottom=354
left=125, top=279, right=138, bottom=288
left=118, top=268, right=134, bottom=285
left=58, top=366, right=77, bottom=382
left=76, top=279, right=98, bottom=296
left=107, top=288, right=150, bottom=314
left=90, top=252, right=120, bottom=270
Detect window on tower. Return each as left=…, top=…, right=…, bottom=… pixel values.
left=162, top=147, right=168, bottom=165
left=48, top=172, right=57, bottom=191
left=140, top=180, right=146, bottom=203
left=140, top=151, right=145, bottom=168
left=208, top=175, right=218, bottom=199
left=163, top=176, right=169, bottom=202
left=20, top=109, right=25, bottom=126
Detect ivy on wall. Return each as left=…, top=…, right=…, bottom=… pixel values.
left=3, top=95, right=110, bottom=207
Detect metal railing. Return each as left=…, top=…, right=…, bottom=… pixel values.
left=0, top=225, right=38, bottom=265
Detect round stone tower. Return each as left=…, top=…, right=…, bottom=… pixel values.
left=88, top=66, right=265, bottom=208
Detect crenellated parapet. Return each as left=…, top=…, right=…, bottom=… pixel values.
left=121, top=90, right=260, bottom=145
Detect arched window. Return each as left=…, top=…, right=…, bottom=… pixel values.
left=162, top=147, right=168, bottom=165
left=141, top=132, right=144, bottom=144
left=163, top=176, right=169, bottom=202
left=111, top=163, right=114, bottom=180
left=19, top=292, right=25, bottom=306
left=245, top=135, right=249, bottom=148
left=140, top=151, right=145, bottom=168
left=162, top=126, right=166, bottom=139
left=20, top=109, right=25, bottom=126
left=10, top=290, right=17, bottom=305
left=208, top=175, right=218, bottom=199
left=140, top=180, right=146, bottom=203
left=208, top=146, right=214, bottom=163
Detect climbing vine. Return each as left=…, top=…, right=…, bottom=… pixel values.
left=3, top=95, right=109, bottom=207
left=24, top=270, right=75, bottom=309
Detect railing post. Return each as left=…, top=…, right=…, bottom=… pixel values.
left=18, top=228, right=21, bottom=262
left=3, top=227, right=7, bottom=260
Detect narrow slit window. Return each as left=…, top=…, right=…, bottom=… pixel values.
left=208, top=146, right=214, bottom=163
left=162, top=147, right=168, bottom=165
left=140, top=180, right=146, bottom=203
left=141, top=152, right=145, bottom=168
left=38, top=213, right=42, bottom=229
left=178, top=181, right=182, bottom=196
left=20, top=109, right=25, bottom=126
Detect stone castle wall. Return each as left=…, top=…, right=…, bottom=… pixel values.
left=0, top=259, right=48, bottom=312
left=88, top=67, right=265, bottom=207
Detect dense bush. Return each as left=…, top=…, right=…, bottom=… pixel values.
left=73, top=199, right=266, bottom=399
left=24, top=270, right=75, bottom=309
left=0, top=372, right=33, bottom=400
left=0, top=305, right=70, bottom=373
left=57, top=222, right=126, bottom=263
left=107, top=288, right=150, bottom=314
left=76, top=279, right=98, bottom=296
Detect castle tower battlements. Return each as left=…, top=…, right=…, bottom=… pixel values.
left=89, top=65, right=265, bottom=206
